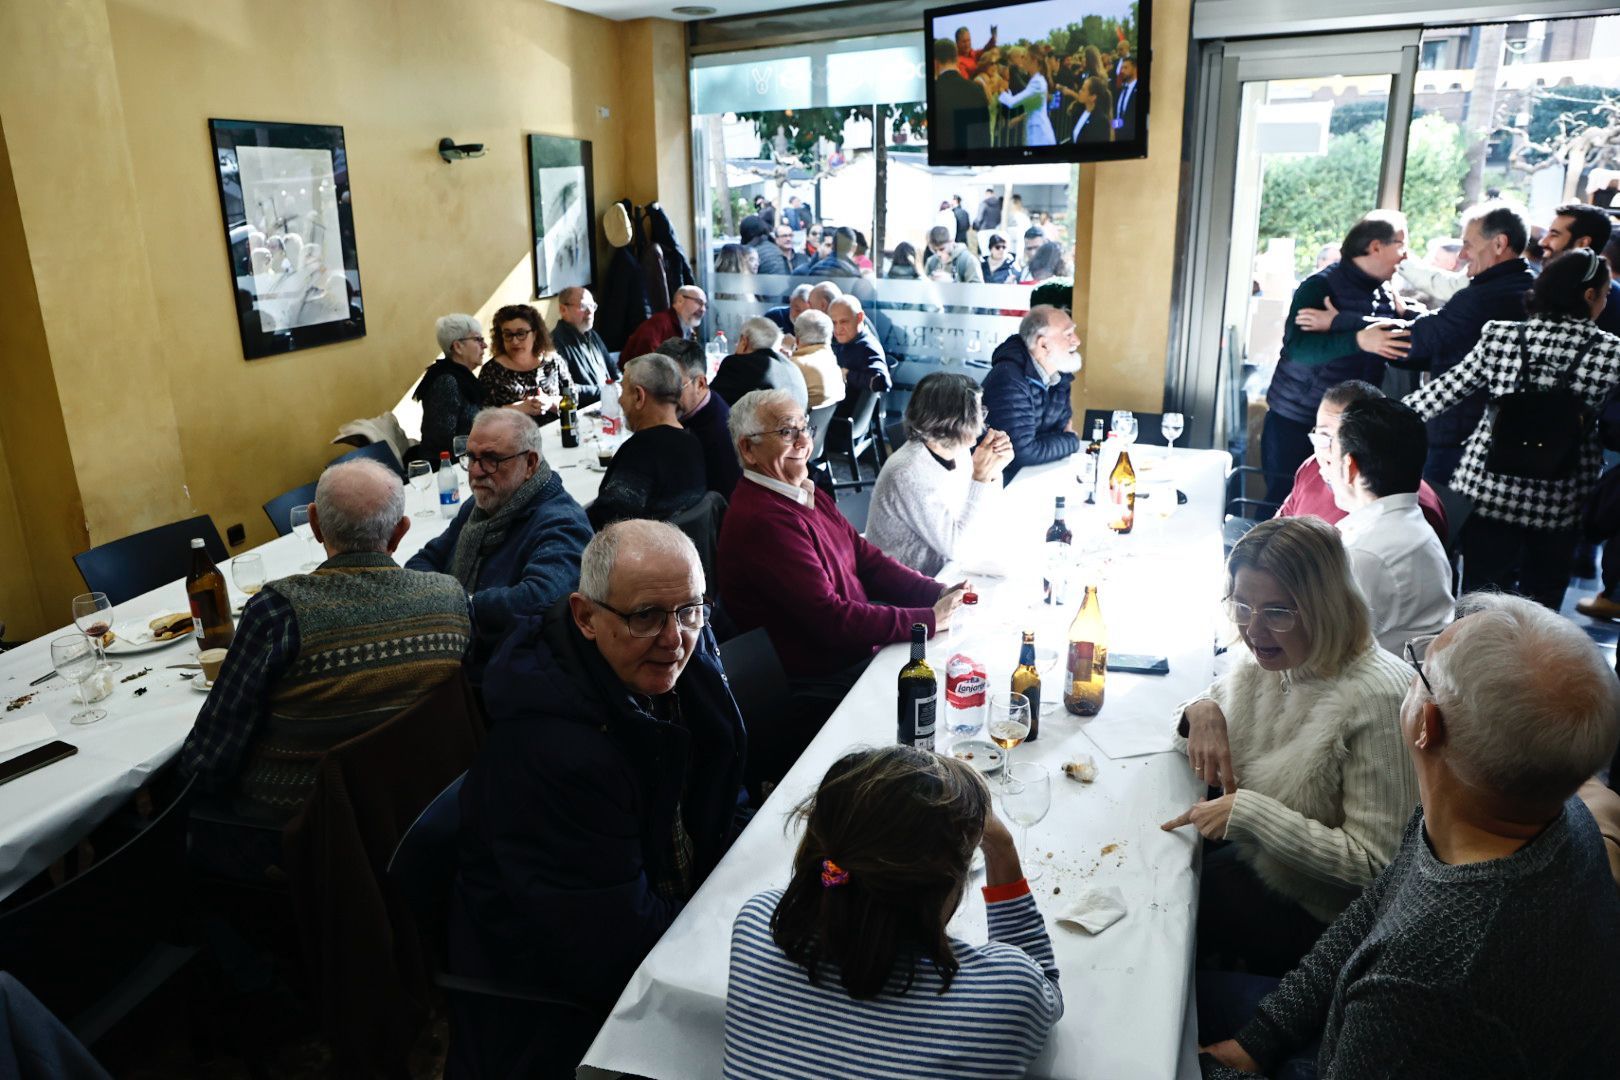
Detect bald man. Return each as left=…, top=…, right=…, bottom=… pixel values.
left=450, top=521, right=747, bottom=1077
left=829, top=294, right=892, bottom=393
left=181, top=458, right=472, bottom=825
left=622, top=285, right=707, bottom=362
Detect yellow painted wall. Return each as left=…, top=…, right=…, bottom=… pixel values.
left=0, top=0, right=691, bottom=640
left=1072, top=0, right=1190, bottom=417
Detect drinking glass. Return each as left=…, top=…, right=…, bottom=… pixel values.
left=999, top=762, right=1052, bottom=882
left=51, top=634, right=106, bottom=725
left=452, top=435, right=471, bottom=477
left=231, top=553, right=266, bottom=600
left=289, top=504, right=320, bottom=571
left=987, top=691, right=1031, bottom=783
left=1110, top=410, right=1138, bottom=446
left=71, top=591, right=120, bottom=673
left=1161, top=412, right=1185, bottom=456
left=407, top=460, right=437, bottom=519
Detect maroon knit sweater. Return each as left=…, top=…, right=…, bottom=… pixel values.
left=718, top=477, right=942, bottom=678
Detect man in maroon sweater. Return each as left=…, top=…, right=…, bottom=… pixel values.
left=622, top=285, right=707, bottom=362
left=718, top=389, right=968, bottom=785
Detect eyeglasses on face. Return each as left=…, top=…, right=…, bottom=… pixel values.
left=594, top=599, right=711, bottom=638
left=1307, top=429, right=1333, bottom=448
left=1227, top=600, right=1298, bottom=633
left=458, top=336, right=486, bottom=347
left=458, top=450, right=529, bottom=473
left=1404, top=635, right=1438, bottom=696
left=747, top=423, right=816, bottom=443
left=500, top=327, right=535, bottom=341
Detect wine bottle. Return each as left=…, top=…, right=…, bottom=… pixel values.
left=186, top=538, right=235, bottom=651
left=1064, top=585, right=1107, bottom=716
left=1085, top=418, right=1105, bottom=502
left=559, top=388, right=580, bottom=448
left=897, top=623, right=937, bottom=751
left=1043, top=496, right=1073, bottom=605
left=1011, top=630, right=1042, bottom=741
left=1108, top=448, right=1136, bottom=534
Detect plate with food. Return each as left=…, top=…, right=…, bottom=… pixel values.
left=948, top=738, right=1005, bottom=775
left=103, top=612, right=195, bottom=655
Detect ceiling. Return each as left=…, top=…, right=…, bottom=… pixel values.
left=551, top=0, right=837, bottom=21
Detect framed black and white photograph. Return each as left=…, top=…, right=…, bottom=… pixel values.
left=527, top=133, right=596, bottom=299
left=208, top=118, right=365, bottom=359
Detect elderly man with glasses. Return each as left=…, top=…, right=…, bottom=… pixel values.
left=406, top=407, right=592, bottom=686
left=552, top=286, right=620, bottom=406
left=622, top=284, right=707, bottom=364
left=449, top=520, right=747, bottom=1078
left=718, top=389, right=969, bottom=786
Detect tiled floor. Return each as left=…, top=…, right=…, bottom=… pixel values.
left=1561, top=568, right=1619, bottom=668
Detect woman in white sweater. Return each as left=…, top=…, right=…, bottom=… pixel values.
left=1161, top=515, right=1417, bottom=975
left=864, top=373, right=1013, bottom=577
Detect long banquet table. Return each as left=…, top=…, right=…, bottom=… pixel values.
left=0, top=419, right=602, bottom=902
left=581, top=447, right=1231, bottom=1080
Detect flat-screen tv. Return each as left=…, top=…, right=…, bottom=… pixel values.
left=924, top=0, right=1150, bottom=166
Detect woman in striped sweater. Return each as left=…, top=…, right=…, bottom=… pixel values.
left=724, top=746, right=1062, bottom=1079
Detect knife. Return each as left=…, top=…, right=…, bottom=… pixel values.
left=29, top=670, right=59, bottom=686
left=166, top=663, right=203, bottom=670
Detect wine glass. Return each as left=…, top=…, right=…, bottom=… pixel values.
left=407, top=460, right=437, bottom=519
left=1161, top=412, right=1185, bottom=457
left=987, top=691, right=1031, bottom=784
left=231, top=553, right=266, bottom=605
left=71, top=591, right=120, bottom=673
left=51, top=634, right=106, bottom=725
left=452, top=435, right=471, bottom=478
left=289, top=504, right=320, bottom=571
left=999, top=762, right=1052, bottom=882
left=1110, top=410, right=1138, bottom=446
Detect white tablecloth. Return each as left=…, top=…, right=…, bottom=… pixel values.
left=582, top=448, right=1231, bottom=1080
left=0, top=419, right=600, bottom=901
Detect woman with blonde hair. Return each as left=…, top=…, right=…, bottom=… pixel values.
left=1162, top=515, right=1417, bottom=975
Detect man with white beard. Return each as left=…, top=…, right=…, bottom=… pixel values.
left=981, top=305, right=1083, bottom=482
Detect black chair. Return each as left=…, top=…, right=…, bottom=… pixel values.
left=718, top=627, right=797, bottom=800
left=807, top=401, right=838, bottom=486
left=0, top=773, right=201, bottom=1046
left=73, top=516, right=228, bottom=607
left=824, top=388, right=888, bottom=494
left=668, top=491, right=727, bottom=595
left=885, top=420, right=908, bottom=452
left=330, top=440, right=405, bottom=480
left=263, top=480, right=320, bottom=537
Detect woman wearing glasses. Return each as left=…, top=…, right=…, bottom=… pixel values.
left=479, top=303, right=574, bottom=423
left=411, top=313, right=487, bottom=466
left=1162, top=516, right=1416, bottom=976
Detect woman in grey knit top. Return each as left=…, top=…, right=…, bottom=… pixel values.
left=865, top=373, right=1013, bottom=577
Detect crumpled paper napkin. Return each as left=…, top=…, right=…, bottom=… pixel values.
left=1056, top=885, right=1128, bottom=935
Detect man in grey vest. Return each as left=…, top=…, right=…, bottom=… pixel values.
left=181, top=458, right=472, bottom=826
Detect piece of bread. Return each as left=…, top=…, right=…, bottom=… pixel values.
left=148, top=612, right=193, bottom=641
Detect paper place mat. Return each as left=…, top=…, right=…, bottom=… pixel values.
left=0, top=714, right=59, bottom=755
left=1079, top=716, right=1179, bottom=760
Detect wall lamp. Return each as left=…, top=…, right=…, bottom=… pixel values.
left=438, top=138, right=486, bottom=163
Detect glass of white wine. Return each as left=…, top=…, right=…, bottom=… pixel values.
left=987, top=691, right=1031, bottom=786
left=51, top=634, right=106, bottom=725
left=407, top=460, right=437, bottom=519
left=231, top=553, right=266, bottom=605
left=999, top=762, right=1052, bottom=882
left=289, top=504, right=320, bottom=572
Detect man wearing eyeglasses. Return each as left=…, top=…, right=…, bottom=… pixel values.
left=406, top=407, right=592, bottom=686
left=622, top=285, right=707, bottom=364
left=449, top=520, right=747, bottom=1077
left=552, top=286, right=619, bottom=406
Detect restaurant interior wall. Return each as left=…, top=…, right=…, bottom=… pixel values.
left=0, top=0, right=691, bottom=641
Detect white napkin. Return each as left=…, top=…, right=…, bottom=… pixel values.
left=0, top=714, right=59, bottom=755
left=1056, top=885, right=1128, bottom=935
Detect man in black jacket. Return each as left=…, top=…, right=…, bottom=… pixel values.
left=973, top=187, right=1002, bottom=233
left=552, top=286, right=620, bottom=406
left=449, top=520, right=747, bottom=1079
left=931, top=38, right=991, bottom=152
left=981, top=305, right=1083, bottom=482
left=740, top=214, right=790, bottom=276
left=709, top=316, right=809, bottom=408
left=829, top=294, right=891, bottom=393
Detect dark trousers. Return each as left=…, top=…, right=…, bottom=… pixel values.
left=1460, top=514, right=1580, bottom=612
left=1196, top=842, right=1328, bottom=978
left=1602, top=538, right=1620, bottom=599
left=1196, top=971, right=1320, bottom=1080
left=1260, top=412, right=1313, bottom=506
left=1423, top=444, right=1465, bottom=487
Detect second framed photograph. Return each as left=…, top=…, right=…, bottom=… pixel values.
left=527, top=134, right=596, bottom=299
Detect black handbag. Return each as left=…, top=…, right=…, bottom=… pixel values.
left=1484, top=325, right=1601, bottom=480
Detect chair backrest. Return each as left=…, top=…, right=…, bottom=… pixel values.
left=667, top=491, right=727, bottom=594
left=263, top=480, right=320, bottom=537
left=330, top=440, right=406, bottom=480
left=385, top=772, right=467, bottom=940
left=885, top=420, right=908, bottom=452
left=73, top=516, right=227, bottom=606
left=808, top=401, right=837, bottom=462
left=847, top=387, right=882, bottom=443
left=717, top=627, right=792, bottom=736
left=1429, top=481, right=1473, bottom=557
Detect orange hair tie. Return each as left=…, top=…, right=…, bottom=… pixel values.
left=820, top=859, right=850, bottom=888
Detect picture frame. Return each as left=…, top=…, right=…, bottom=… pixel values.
left=527, top=134, right=596, bottom=299
left=208, top=118, right=366, bottom=360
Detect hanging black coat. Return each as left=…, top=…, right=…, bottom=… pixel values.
left=643, top=203, right=695, bottom=309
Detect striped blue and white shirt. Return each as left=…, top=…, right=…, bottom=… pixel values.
left=724, top=881, right=1063, bottom=1079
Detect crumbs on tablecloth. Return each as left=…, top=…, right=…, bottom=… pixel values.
left=1052, top=886, right=1062, bottom=895
left=6, top=693, right=36, bottom=712
left=120, top=667, right=152, bottom=683
left=1100, top=843, right=1119, bottom=856
left=133, top=687, right=148, bottom=697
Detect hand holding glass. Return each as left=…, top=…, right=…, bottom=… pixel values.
left=999, top=762, right=1052, bottom=881
left=51, top=635, right=106, bottom=725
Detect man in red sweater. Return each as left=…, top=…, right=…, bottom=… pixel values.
left=718, top=389, right=968, bottom=785
left=622, top=285, right=707, bottom=361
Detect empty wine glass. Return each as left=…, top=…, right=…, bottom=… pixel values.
left=452, top=435, right=471, bottom=478
left=1110, top=410, right=1138, bottom=446
left=51, top=634, right=106, bottom=725
left=71, top=591, right=120, bottom=673
left=999, top=762, right=1052, bottom=882
left=231, top=553, right=266, bottom=601
left=1161, top=412, right=1185, bottom=457
left=289, top=504, right=320, bottom=572
left=407, top=460, right=437, bottom=519
left=987, top=691, right=1031, bottom=785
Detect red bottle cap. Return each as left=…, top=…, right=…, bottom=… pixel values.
left=962, top=591, right=979, bottom=605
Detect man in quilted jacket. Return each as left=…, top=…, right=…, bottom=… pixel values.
left=981, top=305, right=1082, bottom=482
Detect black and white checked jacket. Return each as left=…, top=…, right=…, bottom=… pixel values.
left=1405, top=314, right=1620, bottom=531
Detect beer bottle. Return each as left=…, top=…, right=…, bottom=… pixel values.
left=186, top=538, right=235, bottom=651
left=559, top=387, right=580, bottom=448
left=1011, top=631, right=1042, bottom=741
left=897, top=623, right=937, bottom=751
left=1064, top=585, right=1107, bottom=716
left=1108, top=448, right=1136, bottom=534
left=1043, top=497, right=1073, bottom=605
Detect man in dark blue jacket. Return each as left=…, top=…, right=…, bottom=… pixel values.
left=405, top=408, right=592, bottom=685
left=829, top=294, right=892, bottom=393
left=1263, top=211, right=1412, bottom=502
left=740, top=214, right=790, bottom=276
left=448, top=520, right=747, bottom=1079
left=981, top=305, right=1082, bottom=482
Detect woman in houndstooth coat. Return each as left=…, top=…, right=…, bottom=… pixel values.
left=1406, top=249, right=1620, bottom=611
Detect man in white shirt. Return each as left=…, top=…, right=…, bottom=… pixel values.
left=1325, top=397, right=1453, bottom=654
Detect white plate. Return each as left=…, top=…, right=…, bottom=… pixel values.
left=948, top=738, right=1005, bottom=774
left=104, top=620, right=194, bottom=655
left=191, top=675, right=214, bottom=693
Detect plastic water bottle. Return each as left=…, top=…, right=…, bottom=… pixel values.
left=438, top=452, right=460, bottom=508
left=707, top=331, right=727, bottom=378
left=600, top=379, right=623, bottom=436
